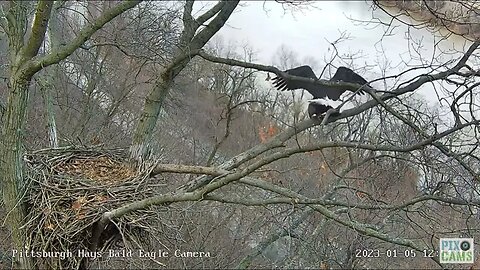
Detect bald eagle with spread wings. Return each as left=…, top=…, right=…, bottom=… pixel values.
left=271, top=66, right=371, bottom=118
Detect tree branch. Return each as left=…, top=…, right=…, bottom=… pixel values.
left=151, top=163, right=227, bottom=176
left=178, top=0, right=196, bottom=46
left=183, top=0, right=194, bottom=25
left=190, top=1, right=239, bottom=49
left=22, top=0, right=53, bottom=60
left=203, top=192, right=480, bottom=210
left=195, top=1, right=227, bottom=26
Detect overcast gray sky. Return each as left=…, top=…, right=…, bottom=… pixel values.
left=215, top=3, right=417, bottom=64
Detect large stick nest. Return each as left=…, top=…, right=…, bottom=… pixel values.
left=24, top=147, right=157, bottom=269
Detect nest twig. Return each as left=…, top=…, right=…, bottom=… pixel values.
left=24, top=147, right=157, bottom=269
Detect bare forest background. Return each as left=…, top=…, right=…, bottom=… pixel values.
left=1, top=1, right=480, bottom=269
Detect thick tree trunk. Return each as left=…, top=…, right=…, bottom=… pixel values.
left=1, top=78, right=34, bottom=269
left=129, top=59, right=190, bottom=163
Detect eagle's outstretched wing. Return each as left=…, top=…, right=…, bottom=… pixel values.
left=271, top=65, right=318, bottom=91
left=330, top=66, right=370, bottom=95
left=272, top=65, right=370, bottom=100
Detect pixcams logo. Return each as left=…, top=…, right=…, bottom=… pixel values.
left=440, top=238, right=474, bottom=264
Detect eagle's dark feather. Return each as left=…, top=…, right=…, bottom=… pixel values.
left=271, top=65, right=318, bottom=92
left=271, top=65, right=370, bottom=117
left=331, top=67, right=370, bottom=88
left=307, top=102, right=336, bottom=118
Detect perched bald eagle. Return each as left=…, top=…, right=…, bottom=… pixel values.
left=271, top=66, right=370, bottom=118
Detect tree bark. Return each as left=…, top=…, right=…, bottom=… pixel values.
left=1, top=77, right=33, bottom=269
left=0, top=99, right=5, bottom=124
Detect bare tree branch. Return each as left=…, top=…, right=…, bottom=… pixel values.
left=151, top=163, right=227, bottom=176
left=196, top=1, right=227, bottom=26
left=22, top=0, right=53, bottom=59
left=190, top=1, right=239, bottom=48
left=203, top=193, right=480, bottom=210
